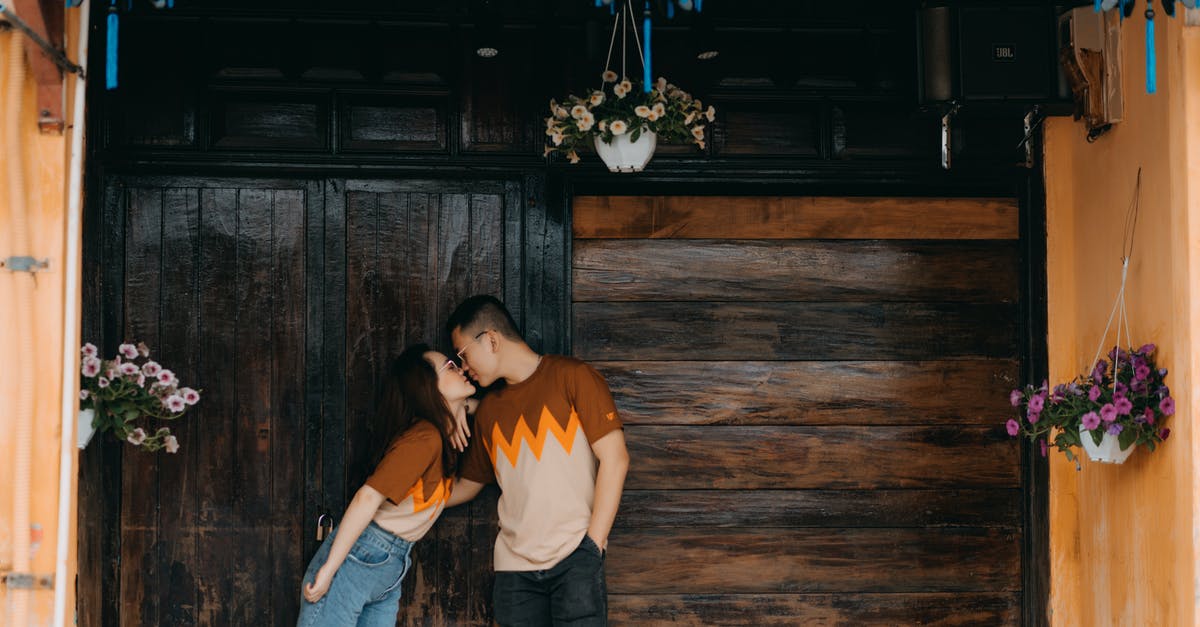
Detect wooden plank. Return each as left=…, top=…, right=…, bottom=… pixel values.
left=269, top=188, right=308, bottom=625
left=595, top=360, right=1019, bottom=426
left=617, top=489, right=1021, bottom=529
left=343, top=190, right=382, bottom=490
left=321, top=181, right=348, bottom=525
left=156, top=187, right=200, bottom=624
left=573, top=302, right=1019, bottom=361
left=623, top=425, right=1018, bottom=490
left=120, top=186, right=162, bottom=626
left=302, top=180, right=325, bottom=574
left=572, top=196, right=1019, bottom=240
left=608, top=592, right=1020, bottom=626
left=572, top=239, right=1020, bottom=303
left=605, top=527, right=1020, bottom=593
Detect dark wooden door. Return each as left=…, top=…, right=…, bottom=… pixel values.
left=573, top=196, right=1024, bottom=625
left=89, top=175, right=518, bottom=626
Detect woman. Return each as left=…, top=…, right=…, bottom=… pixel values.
left=298, top=344, right=475, bottom=626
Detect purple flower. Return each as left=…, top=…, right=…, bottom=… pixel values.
left=1093, top=360, right=1108, bottom=381
left=1135, top=364, right=1151, bottom=381
left=1006, top=419, right=1020, bottom=437
left=1051, top=385, right=1067, bottom=403
left=1081, top=411, right=1102, bottom=430
left=1040, top=439, right=1048, bottom=458
left=1009, top=389, right=1023, bottom=407
left=1027, top=409, right=1041, bottom=424
left=1114, top=396, right=1133, bottom=415
left=1067, top=382, right=1084, bottom=396
left=1100, top=404, right=1118, bottom=423
left=1028, top=394, right=1045, bottom=413
left=1144, top=408, right=1156, bottom=425
left=1160, top=428, right=1171, bottom=441
left=1106, top=423, right=1124, bottom=436
left=1088, top=386, right=1102, bottom=402
left=1160, top=397, right=1175, bottom=416
left=1138, top=343, right=1156, bottom=355
left=1159, top=385, right=1171, bottom=398
left=1114, top=382, right=1128, bottom=396
left=1159, top=368, right=1168, bottom=377
left=1131, top=379, right=1148, bottom=394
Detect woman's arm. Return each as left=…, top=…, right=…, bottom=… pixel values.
left=303, top=484, right=387, bottom=603
left=445, top=478, right=485, bottom=508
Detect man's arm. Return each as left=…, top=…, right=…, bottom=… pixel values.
left=587, top=429, right=630, bottom=552
left=446, top=478, right=486, bottom=508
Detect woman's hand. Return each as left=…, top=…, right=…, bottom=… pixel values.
left=450, top=404, right=472, bottom=452
left=303, top=564, right=335, bottom=603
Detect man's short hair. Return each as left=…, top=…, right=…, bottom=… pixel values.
left=446, top=295, right=522, bottom=341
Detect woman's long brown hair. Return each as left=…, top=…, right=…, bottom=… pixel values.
left=365, top=344, right=459, bottom=477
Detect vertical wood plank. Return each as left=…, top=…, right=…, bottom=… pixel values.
left=322, top=180, right=348, bottom=519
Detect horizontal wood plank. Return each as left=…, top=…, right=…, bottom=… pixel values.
left=573, top=196, right=1019, bottom=240
left=573, top=239, right=1019, bottom=303
left=606, top=527, right=1020, bottom=593
left=624, top=425, right=1018, bottom=489
left=608, top=592, right=1020, bottom=626
left=596, top=360, right=1019, bottom=426
left=617, top=489, right=1021, bottom=529
left=574, top=302, right=1019, bottom=361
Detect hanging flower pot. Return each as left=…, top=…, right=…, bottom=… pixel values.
left=594, top=130, right=657, bottom=173
left=78, top=407, right=96, bottom=449
left=1079, top=425, right=1135, bottom=464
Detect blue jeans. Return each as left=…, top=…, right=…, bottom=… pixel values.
left=493, top=535, right=608, bottom=627
left=296, top=521, right=413, bottom=627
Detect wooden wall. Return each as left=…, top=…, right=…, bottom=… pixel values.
left=573, top=196, right=1024, bottom=625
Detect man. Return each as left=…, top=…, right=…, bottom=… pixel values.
left=444, top=295, right=629, bottom=627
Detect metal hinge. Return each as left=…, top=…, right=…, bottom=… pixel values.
left=1, top=256, right=51, bottom=273
left=2, top=572, right=55, bottom=590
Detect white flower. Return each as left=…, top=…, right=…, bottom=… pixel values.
left=127, top=428, right=147, bottom=446
left=634, top=105, right=652, bottom=118
left=647, top=110, right=660, bottom=122
left=118, top=343, right=139, bottom=360
left=549, top=98, right=558, bottom=114
left=577, top=112, right=595, bottom=132
left=142, top=361, right=162, bottom=377
left=692, top=125, right=706, bottom=140
left=656, top=76, right=667, bottom=92
left=164, top=395, right=186, bottom=413
left=609, top=120, right=628, bottom=135
left=652, top=103, right=666, bottom=117
left=696, top=139, right=706, bottom=150
left=598, top=120, right=607, bottom=133
left=119, top=362, right=140, bottom=377
left=157, top=369, right=178, bottom=387
left=602, top=70, right=618, bottom=83
left=82, top=357, right=101, bottom=378
left=546, top=117, right=558, bottom=130
left=619, top=79, right=632, bottom=93
left=164, top=436, right=180, bottom=454
left=571, top=104, right=588, bottom=119
left=81, top=343, right=98, bottom=358
left=589, top=91, right=605, bottom=106
left=555, top=106, right=569, bottom=120
left=543, top=145, right=555, bottom=157
left=551, top=131, right=564, bottom=146
left=613, top=83, right=629, bottom=99
left=705, top=105, right=716, bottom=122
left=97, top=377, right=110, bottom=389
left=567, top=150, right=580, bottom=164
left=180, top=388, right=201, bottom=405
left=80, top=390, right=89, bottom=401
left=684, top=111, right=696, bottom=125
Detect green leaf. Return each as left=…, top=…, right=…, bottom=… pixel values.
left=1118, top=426, right=1137, bottom=451
left=1089, top=429, right=1104, bottom=446
left=124, top=409, right=139, bottom=423
left=630, top=127, right=641, bottom=143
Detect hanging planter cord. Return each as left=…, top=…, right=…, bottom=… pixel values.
left=603, top=0, right=649, bottom=88
left=1088, top=168, right=1143, bottom=383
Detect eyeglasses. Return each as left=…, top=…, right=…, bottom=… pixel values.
left=454, top=330, right=489, bottom=364
left=437, top=359, right=463, bottom=374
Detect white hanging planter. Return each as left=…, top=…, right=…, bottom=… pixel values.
left=78, top=407, right=97, bottom=450
left=594, top=130, right=657, bottom=173
left=1079, top=425, right=1135, bottom=464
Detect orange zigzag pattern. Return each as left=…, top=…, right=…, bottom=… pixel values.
left=403, top=477, right=453, bottom=515
left=489, top=406, right=581, bottom=467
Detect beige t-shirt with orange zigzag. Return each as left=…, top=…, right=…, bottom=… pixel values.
left=365, top=420, right=453, bottom=542
left=460, top=355, right=623, bottom=571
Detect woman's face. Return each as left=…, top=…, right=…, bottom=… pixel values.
left=426, top=351, right=475, bottom=403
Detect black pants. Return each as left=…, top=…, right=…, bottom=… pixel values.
left=493, top=536, right=608, bottom=627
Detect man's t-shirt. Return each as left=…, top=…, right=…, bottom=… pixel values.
left=365, top=420, right=453, bottom=542
left=459, top=355, right=624, bottom=571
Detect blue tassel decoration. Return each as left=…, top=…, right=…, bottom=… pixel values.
left=1095, top=0, right=1102, bottom=11
left=667, top=1, right=674, bottom=19
left=696, top=0, right=702, bottom=12
left=1146, top=14, right=1157, bottom=93
left=642, top=3, right=652, bottom=92
left=106, top=4, right=119, bottom=90
left=1119, top=0, right=1125, bottom=21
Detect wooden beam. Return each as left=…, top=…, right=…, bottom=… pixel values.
left=11, top=0, right=64, bottom=133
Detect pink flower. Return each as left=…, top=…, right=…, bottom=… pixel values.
left=179, top=388, right=201, bottom=405
left=1009, top=389, right=1023, bottom=407
left=118, top=343, right=139, bottom=360
left=1087, top=386, right=1102, bottom=402
left=136, top=374, right=146, bottom=388
left=1027, top=394, right=1045, bottom=413
left=1160, top=428, right=1171, bottom=441
left=1081, top=411, right=1101, bottom=430
left=164, top=395, right=186, bottom=413
left=141, top=361, right=162, bottom=377
left=1135, top=364, right=1151, bottom=381
left=137, top=342, right=150, bottom=358
left=126, top=428, right=147, bottom=446
left=1143, top=408, right=1156, bottom=425
left=1138, top=343, right=1156, bottom=355
left=1005, top=419, right=1020, bottom=436
left=1099, top=404, right=1118, bottom=423
left=1113, top=396, right=1133, bottom=415
left=97, top=377, right=110, bottom=389
left=157, top=369, right=177, bottom=387
left=119, top=362, right=140, bottom=377
left=164, top=436, right=180, bottom=454
left=1040, top=439, right=1048, bottom=458
left=1160, top=397, right=1175, bottom=416
left=79, top=390, right=89, bottom=401
left=81, top=358, right=101, bottom=378
left=81, top=343, right=98, bottom=358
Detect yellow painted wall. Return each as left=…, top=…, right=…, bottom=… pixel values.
left=0, top=8, right=83, bottom=626
left=1043, top=13, right=1197, bottom=627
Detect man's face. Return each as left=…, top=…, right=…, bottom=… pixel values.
left=451, top=327, right=498, bottom=388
